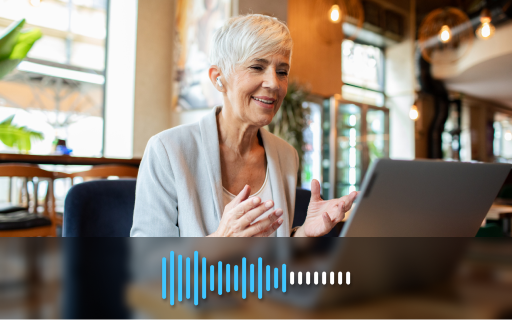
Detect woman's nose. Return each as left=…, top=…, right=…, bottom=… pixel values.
left=262, top=70, right=280, bottom=90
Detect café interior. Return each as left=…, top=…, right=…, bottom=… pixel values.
left=2, top=1, right=512, bottom=319
left=0, top=0, right=511, bottom=238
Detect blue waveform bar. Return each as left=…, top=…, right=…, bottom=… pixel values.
left=163, top=251, right=288, bottom=306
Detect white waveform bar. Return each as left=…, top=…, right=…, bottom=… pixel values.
left=289, top=271, right=350, bottom=286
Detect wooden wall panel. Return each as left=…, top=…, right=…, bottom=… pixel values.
left=287, top=0, right=342, bottom=97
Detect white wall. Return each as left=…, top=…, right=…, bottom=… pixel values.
left=103, top=0, right=138, bottom=158
left=385, top=39, right=415, bottom=160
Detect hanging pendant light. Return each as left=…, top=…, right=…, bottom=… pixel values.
left=329, top=4, right=342, bottom=23
left=418, top=7, right=473, bottom=64
left=409, top=104, right=419, bottom=121
left=475, top=8, right=496, bottom=40
left=313, top=0, right=364, bottom=44
left=438, top=25, right=452, bottom=43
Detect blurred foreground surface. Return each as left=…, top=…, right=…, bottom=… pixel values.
left=0, top=238, right=511, bottom=319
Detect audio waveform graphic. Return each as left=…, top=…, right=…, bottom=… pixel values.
left=162, top=251, right=286, bottom=305
left=162, top=251, right=350, bottom=306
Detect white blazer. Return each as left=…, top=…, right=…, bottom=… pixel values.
left=130, top=106, right=299, bottom=237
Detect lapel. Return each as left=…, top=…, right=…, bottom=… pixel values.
left=260, top=128, right=290, bottom=237
left=199, top=106, right=224, bottom=222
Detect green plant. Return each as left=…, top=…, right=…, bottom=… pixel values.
left=0, top=115, right=43, bottom=152
left=0, top=19, right=43, bottom=152
left=268, top=82, right=310, bottom=185
left=0, top=19, right=42, bottom=79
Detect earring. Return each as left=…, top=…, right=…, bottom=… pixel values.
left=216, top=76, right=223, bottom=87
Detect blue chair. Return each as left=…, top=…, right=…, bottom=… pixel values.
left=63, top=179, right=136, bottom=237
left=63, top=181, right=339, bottom=237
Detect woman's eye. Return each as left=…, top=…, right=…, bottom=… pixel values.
left=250, top=66, right=263, bottom=71
left=278, top=71, right=288, bottom=76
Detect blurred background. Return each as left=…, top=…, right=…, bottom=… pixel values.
left=0, top=0, right=512, bottom=199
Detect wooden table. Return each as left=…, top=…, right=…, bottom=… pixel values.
left=0, top=153, right=141, bottom=167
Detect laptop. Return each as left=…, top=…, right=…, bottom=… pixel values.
left=274, top=159, right=510, bottom=308
left=340, top=159, right=511, bottom=237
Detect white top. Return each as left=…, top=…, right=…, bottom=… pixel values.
left=222, top=166, right=276, bottom=236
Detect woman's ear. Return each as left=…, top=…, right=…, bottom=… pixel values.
left=209, top=66, right=225, bottom=92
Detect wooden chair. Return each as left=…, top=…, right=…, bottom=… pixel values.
left=66, top=165, right=139, bottom=184
left=54, top=165, right=139, bottom=227
left=0, top=164, right=57, bottom=237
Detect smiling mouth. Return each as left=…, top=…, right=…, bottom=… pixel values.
left=252, top=96, right=275, bottom=105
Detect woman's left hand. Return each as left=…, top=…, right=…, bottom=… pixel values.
left=294, top=179, right=359, bottom=237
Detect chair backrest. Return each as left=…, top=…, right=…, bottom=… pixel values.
left=293, top=188, right=312, bottom=228
left=0, top=163, right=55, bottom=217
left=63, top=179, right=136, bottom=237
left=68, top=165, right=138, bottom=179
left=0, top=164, right=55, bottom=178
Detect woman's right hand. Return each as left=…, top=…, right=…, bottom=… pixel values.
left=209, top=185, right=283, bottom=237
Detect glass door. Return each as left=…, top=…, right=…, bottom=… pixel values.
left=335, top=103, right=362, bottom=198
left=327, top=96, right=389, bottom=199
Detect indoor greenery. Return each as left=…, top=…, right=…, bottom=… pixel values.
left=268, top=82, right=309, bottom=185
left=0, top=18, right=43, bottom=152
left=0, top=115, right=43, bottom=152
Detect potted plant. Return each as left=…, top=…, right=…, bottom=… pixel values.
left=0, top=19, right=43, bottom=152
left=268, top=82, right=310, bottom=185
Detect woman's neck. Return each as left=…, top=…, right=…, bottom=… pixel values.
left=217, top=107, right=261, bottom=157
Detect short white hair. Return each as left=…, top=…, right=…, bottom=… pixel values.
left=209, top=14, right=293, bottom=79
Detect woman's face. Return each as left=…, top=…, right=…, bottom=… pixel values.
left=224, top=52, right=290, bottom=127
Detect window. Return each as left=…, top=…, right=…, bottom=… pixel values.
left=341, top=40, right=385, bottom=107
left=494, top=112, right=512, bottom=162
left=0, top=0, right=108, bottom=156
left=318, top=40, right=389, bottom=199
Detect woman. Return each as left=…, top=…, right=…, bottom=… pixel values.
left=130, top=14, right=358, bottom=237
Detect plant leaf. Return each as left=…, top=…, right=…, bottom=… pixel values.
left=9, top=28, right=43, bottom=60
left=0, top=115, right=14, bottom=125
left=0, top=120, right=44, bottom=152
left=0, top=19, right=25, bottom=61
left=0, top=58, right=21, bottom=79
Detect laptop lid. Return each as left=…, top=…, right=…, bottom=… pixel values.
left=340, top=159, right=511, bottom=237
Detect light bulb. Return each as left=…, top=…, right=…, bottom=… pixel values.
left=329, top=5, right=341, bottom=23
left=409, top=105, right=419, bottom=120
left=438, top=25, right=451, bottom=43
left=29, top=0, right=41, bottom=6
left=476, top=19, right=495, bottom=39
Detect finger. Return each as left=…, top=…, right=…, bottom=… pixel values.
left=329, top=200, right=345, bottom=223
left=244, top=209, right=283, bottom=236
left=232, top=196, right=262, bottom=219
left=239, top=200, right=275, bottom=227
left=225, top=185, right=251, bottom=213
left=254, top=217, right=283, bottom=237
left=233, top=185, right=251, bottom=206
left=310, top=179, right=322, bottom=202
left=322, top=212, right=335, bottom=231
left=343, top=191, right=358, bottom=211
